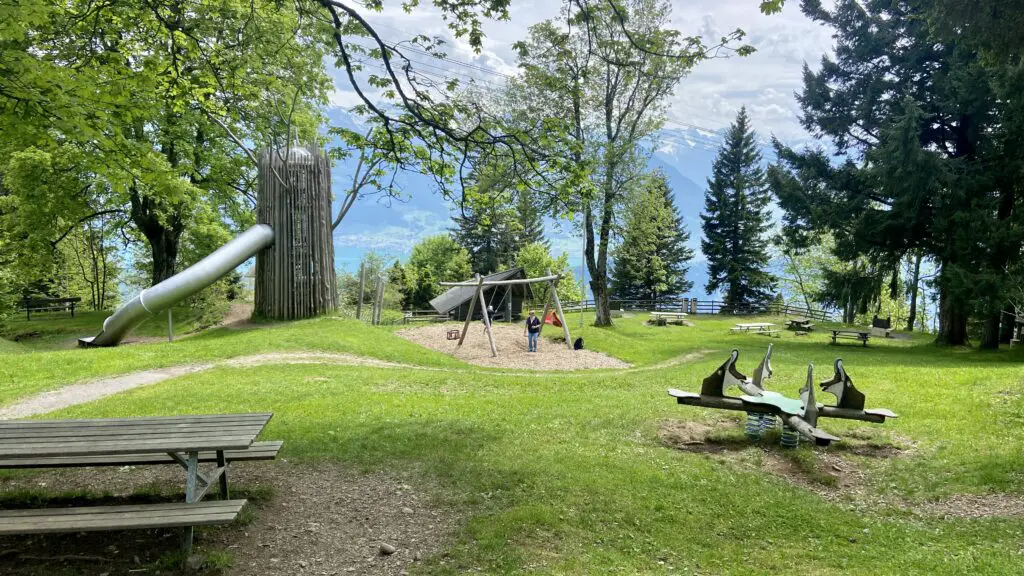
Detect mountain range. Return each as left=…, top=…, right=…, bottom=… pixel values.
left=326, top=109, right=777, bottom=301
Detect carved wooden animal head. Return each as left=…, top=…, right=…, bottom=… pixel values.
left=818, top=359, right=866, bottom=410
left=800, top=363, right=819, bottom=427
left=751, top=344, right=773, bottom=390
left=700, top=349, right=747, bottom=397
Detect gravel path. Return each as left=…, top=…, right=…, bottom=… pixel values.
left=0, top=352, right=416, bottom=420
left=396, top=323, right=631, bottom=370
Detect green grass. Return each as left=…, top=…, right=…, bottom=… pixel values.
left=5, top=312, right=1024, bottom=574
left=0, top=306, right=212, bottom=351
left=0, top=315, right=466, bottom=407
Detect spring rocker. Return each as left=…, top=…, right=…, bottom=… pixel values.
left=667, top=345, right=897, bottom=447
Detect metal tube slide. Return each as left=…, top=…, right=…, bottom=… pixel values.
left=79, top=225, right=275, bottom=347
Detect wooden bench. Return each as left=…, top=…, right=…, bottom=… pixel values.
left=754, top=329, right=781, bottom=338
left=831, top=330, right=870, bottom=346
left=0, top=500, right=247, bottom=536
left=19, top=297, right=81, bottom=321
left=0, top=441, right=282, bottom=469
left=0, top=413, right=276, bottom=561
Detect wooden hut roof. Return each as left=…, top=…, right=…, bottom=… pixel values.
left=429, top=268, right=528, bottom=314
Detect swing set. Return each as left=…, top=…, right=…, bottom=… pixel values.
left=439, top=268, right=573, bottom=357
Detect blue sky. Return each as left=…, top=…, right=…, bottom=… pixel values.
left=323, top=1, right=835, bottom=297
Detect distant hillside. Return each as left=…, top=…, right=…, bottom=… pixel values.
left=325, top=111, right=781, bottom=300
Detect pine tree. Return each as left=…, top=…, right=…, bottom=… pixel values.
left=612, top=171, right=693, bottom=301
left=701, top=107, right=776, bottom=312
left=515, top=189, right=548, bottom=249
left=451, top=173, right=547, bottom=274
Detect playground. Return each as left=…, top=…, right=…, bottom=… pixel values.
left=396, top=322, right=629, bottom=370
left=2, top=310, right=1024, bottom=574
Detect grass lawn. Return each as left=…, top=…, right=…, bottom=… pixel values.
left=0, top=306, right=215, bottom=351
left=3, top=312, right=1024, bottom=574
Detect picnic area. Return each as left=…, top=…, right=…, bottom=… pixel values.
left=2, top=311, right=1024, bottom=574
left=5, top=0, right=1024, bottom=574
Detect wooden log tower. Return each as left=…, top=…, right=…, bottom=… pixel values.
left=254, top=145, right=338, bottom=320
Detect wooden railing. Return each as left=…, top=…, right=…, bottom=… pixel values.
left=557, top=298, right=835, bottom=322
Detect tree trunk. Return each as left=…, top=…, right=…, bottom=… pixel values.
left=130, top=186, right=185, bottom=286
left=936, top=281, right=969, bottom=346
left=906, top=253, right=922, bottom=331
left=1000, top=305, right=1015, bottom=344
left=980, top=310, right=1001, bottom=349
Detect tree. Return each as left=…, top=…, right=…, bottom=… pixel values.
left=0, top=1, right=329, bottom=288
left=513, top=0, right=751, bottom=326
left=768, top=0, right=1022, bottom=347
left=701, top=108, right=775, bottom=312
left=612, top=171, right=693, bottom=301
left=451, top=155, right=549, bottom=275
left=515, top=243, right=583, bottom=305
left=405, top=235, right=473, bottom=310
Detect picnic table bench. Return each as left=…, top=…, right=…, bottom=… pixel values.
left=831, top=329, right=870, bottom=346
left=785, top=318, right=815, bottom=331
left=19, top=297, right=81, bottom=321
left=0, top=413, right=279, bottom=558
left=730, top=322, right=779, bottom=337
left=650, top=311, right=688, bottom=325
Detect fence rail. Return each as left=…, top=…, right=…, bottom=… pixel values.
left=557, top=298, right=835, bottom=322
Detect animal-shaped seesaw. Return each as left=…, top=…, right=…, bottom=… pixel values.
left=667, top=345, right=897, bottom=447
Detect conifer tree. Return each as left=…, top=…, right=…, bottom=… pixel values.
left=612, top=171, right=693, bottom=301
left=451, top=159, right=547, bottom=274
left=701, top=107, right=775, bottom=312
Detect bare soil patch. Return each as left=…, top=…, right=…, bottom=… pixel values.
left=658, top=419, right=906, bottom=498
left=219, top=303, right=259, bottom=330
left=396, top=323, right=630, bottom=371
left=658, top=419, right=1024, bottom=518
left=0, top=461, right=459, bottom=575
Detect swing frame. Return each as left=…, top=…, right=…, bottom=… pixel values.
left=440, top=269, right=573, bottom=357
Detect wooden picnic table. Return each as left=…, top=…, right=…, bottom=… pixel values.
left=831, top=329, right=870, bottom=346
left=730, top=322, right=779, bottom=338
left=0, top=413, right=274, bottom=555
left=785, top=318, right=815, bottom=330
left=650, top=311, right=688, bottom=325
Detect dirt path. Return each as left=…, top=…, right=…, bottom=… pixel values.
left=1, top=344, right=710, bottom=420
left=0, top=353, right=417, bottom=420
left=0, top=461, right=460, bottom=575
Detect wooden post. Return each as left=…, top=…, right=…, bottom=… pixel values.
left=356, top=262, right=365, bottom=320
left=549, top=270, right=572, bottom=349
left=457, top=275, right=481, bottom=347
left=537, top=277, right=553, bottom=337
left=479, top=284, right=498, bottom=357
left=372, top=276, right=384, bottom=325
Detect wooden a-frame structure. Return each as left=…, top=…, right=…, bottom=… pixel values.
left=440, top=268, right=572, bottom=357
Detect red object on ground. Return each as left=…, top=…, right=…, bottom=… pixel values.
left=544, top=312, right=562, bottom=327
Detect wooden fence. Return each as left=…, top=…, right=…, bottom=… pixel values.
left=558, top=298, right=835, bottom=322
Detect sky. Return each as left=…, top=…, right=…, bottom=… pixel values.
left=323, top=0, right=836, bottom=297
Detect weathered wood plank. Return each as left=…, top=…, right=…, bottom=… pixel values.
left=0, top=423, right=268, bottom=440
left=0, top=500, right=246, bottom=535
left=0, top=437, right=256, bottom=458
left=0, top=442, right=283, bottom=469
left=0, top=413, right=272, bottom=428
left=0, top=500, right=244, bottom=518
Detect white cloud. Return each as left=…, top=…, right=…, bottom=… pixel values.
left=325, top=1, right=830, bottom=139
left=333, top=207, right=450, bottom=255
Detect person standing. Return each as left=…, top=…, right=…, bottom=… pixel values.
left=524, top=309, right=541, bottom=352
